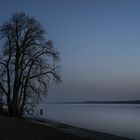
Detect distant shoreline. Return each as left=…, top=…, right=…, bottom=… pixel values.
left=50, top=100, right=140, bottom=104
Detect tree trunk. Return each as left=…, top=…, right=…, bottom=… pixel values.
left=12, top=80, right=20, bottom=117
left=0, top=101, right=4, bottom=114
left=7, top=96, right=13, bottom=116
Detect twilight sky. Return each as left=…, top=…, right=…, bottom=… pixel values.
left=1, top=0, right=140, bottom=101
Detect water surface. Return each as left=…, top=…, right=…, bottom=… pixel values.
left=39, top=104, right=140, bottom=140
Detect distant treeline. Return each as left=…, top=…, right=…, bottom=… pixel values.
left=52, top=100, right=140, bottom=104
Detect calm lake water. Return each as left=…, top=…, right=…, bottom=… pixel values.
left=39, top=104, right=140, bottom=140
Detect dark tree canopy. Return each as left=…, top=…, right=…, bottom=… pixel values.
left=0, top=12, right=61, bottom=117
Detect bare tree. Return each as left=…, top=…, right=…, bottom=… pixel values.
left=0, top=12, right=61, bottom=117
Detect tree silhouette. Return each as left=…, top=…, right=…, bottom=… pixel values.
left=0, top=12, right=61, bottom=117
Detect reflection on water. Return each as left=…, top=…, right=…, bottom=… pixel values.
left=39, top=104, right=140, bottom=140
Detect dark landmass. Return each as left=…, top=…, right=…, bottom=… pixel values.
left=0, top=115, right=133, bottom=140
left=52, top=100, right=140, bottom=104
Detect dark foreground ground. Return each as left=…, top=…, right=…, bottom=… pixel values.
left=0, top=115, right=133, bottom=140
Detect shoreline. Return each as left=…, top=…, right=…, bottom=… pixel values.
left=0, top=115, right=134, bottom=140
left=26, top=116, right=134, bottom=140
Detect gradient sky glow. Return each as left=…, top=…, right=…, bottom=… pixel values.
left=1, top=0, right=140, bottom=101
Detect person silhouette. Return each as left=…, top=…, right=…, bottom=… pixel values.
left=40, top=109, right=43, bottom=115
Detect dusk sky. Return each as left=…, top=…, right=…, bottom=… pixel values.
left=1, top=0, right=140, bottom=101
